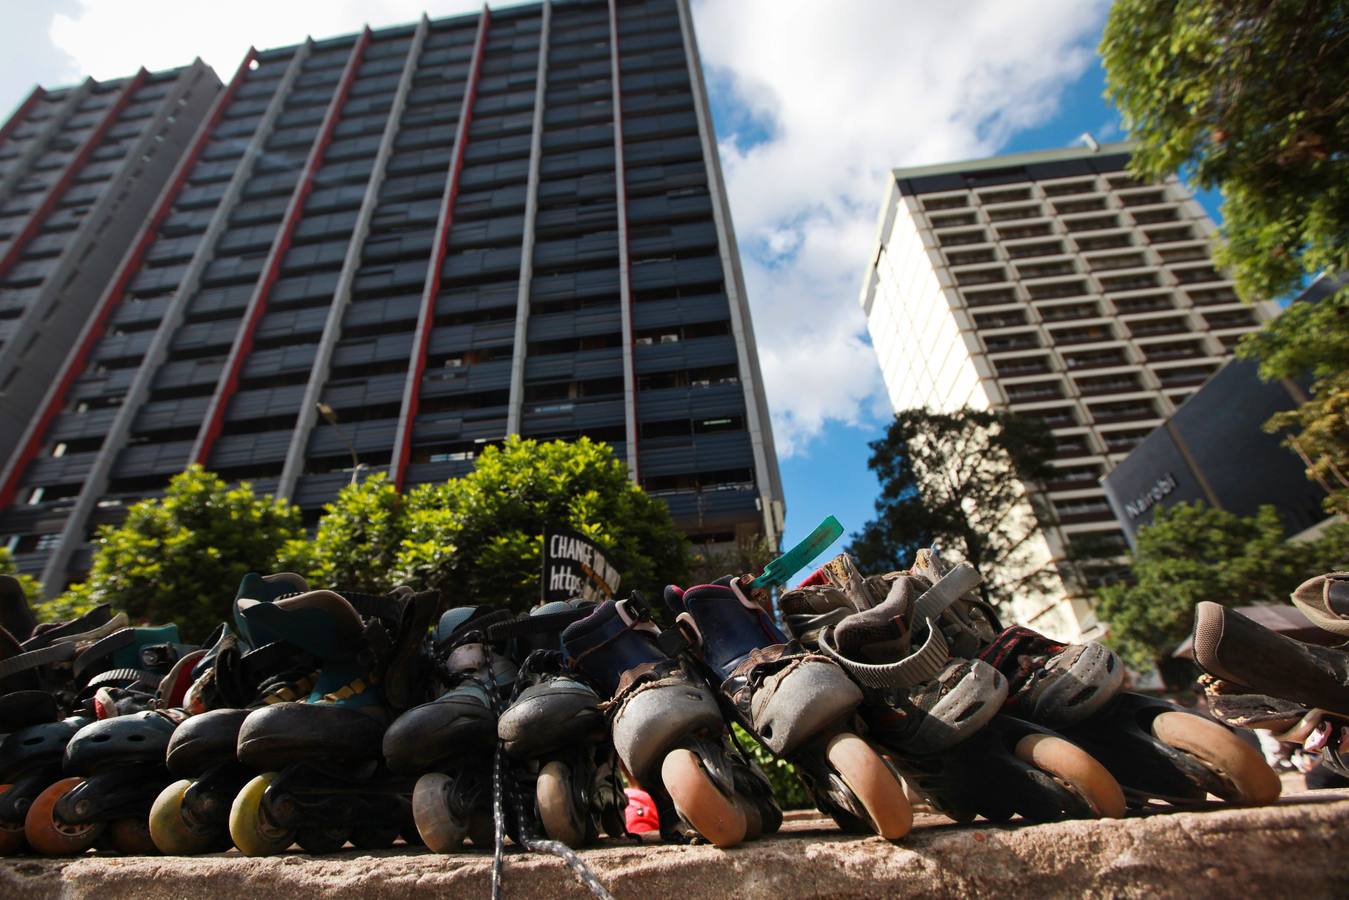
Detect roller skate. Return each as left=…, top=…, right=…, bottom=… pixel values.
left=1193, top=582, right=1349, bottom=781
left=562, top=595, right=780, bottom=848
left=490, top=601, right=627, bottom=848
left=20, top=624, right=196, bottom=856
left=227, top=584, right=440, bottom=856
left=149, top=573, right=320, bottom=854
left=384, top=606, right=517, bottom=853
left=780, top=552, right=1125, bottom=823
left=910, top=548, right=1277, bottom=809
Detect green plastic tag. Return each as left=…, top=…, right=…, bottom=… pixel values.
left=751, top=515, right=844, bottom=589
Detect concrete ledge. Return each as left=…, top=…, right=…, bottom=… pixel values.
left=4, top=789, right=1348, bottom=899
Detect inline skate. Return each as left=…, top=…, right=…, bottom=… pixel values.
left=562, top=595, right=781, bottom=848
left=490, top=601, right=627, bottom=848
left=384, top=605, right=517, bottom=853
left=149, top=573, right=319, bottom=854
left=780, top=552, right=1125, bottom=823
left=911, top=548, right=1278, bottom=808
left=227, top=584, right=439, bottom=855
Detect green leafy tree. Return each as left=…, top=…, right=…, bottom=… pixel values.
left=391, top=436, right=690, bottom=611
left=278, top=472, right=407, bottom=593
left=846, top=407, right=1058, bottom=606
left=1102, top=0, right=1349, bottom=513
left=1095, top=502, right=1349, bottom=669
left=56, top=465, right=304, bottom=641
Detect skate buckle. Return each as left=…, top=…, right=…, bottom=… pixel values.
left=750, top=515, right=844, bottom=590
left=657, top=624, right=692, bottom=657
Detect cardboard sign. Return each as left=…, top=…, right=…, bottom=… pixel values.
left=540, top=528, right=621, bottom=602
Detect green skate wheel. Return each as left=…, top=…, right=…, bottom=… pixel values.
left=537, top=760, right=586, bottom=848
left=229, top=773, right=294, bottom=856
left=412, top=773, right=468, bottom=853
left=661, top=748, right=747, bottom=849
left=1014, top=734, right=1126, bottom=819
left=24, top=777, right=104, bottom=856
left=1151, top=711, right=1281, bottom=804
left=825, top=733, right=912, bottom=840
left=150, top=779, right=220, bottom=855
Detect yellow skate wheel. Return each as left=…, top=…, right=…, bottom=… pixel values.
left=660, top=748, right=747, bottom=849
left=412, top=773, right=469, bottom=853
left=150, top=779, right=219, bottom=855
left=825, top=733, right=913, bottom=840
left=24, top=777, right=104, bottom=855
left=1152, top=711, right=1281, bottom=804
left=1015, top=734, right=1126, bottom=819
left=537, top=760, right=587, bottom=848
left=229, top=773, right=294, bottom=856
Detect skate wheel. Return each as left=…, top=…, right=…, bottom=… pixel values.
left=1015, top=734, right=1126, bottom=819
left=412, top=773, right=468, bottom=853
left=109, top=817, right=158, bottom=855
left=467, top=813, right=494, bottom=849
left=0, top=785, right=26, bottom=855
left=537, top=761, right=586, bottom=848
left=229, top=773, right=294, bottom=857
left=296, top=825, right=348, bottom=854
left=660, top=748, right=747, bottom=849
left=350, top=823, right=400, bottom=851
left=23, top=777, right=104, bottom=855
left=150, top=779, right=220, bottom=855
left=1152, top=711, right=1281, bottom=804
left=824, top=733, right=912, bottom=840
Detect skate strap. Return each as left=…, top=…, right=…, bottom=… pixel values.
left=818, top=621, right=951, bottom=690
left=24, top=610, right=128, bottom=650
left=487, top=608, right=591, bottom=641
left=912, top=564, right=982, bottom=625
left=84, top=666, right=161, bottom=690
left=0, top=639, right=77, bottom=678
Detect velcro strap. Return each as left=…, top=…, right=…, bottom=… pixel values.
left=0, top=640, right=76, bottom=679
left=487, top=608, right=590, bottom=641
left=818, top=620, right=951, bottom=690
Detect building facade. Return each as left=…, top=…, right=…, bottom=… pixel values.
left=0, top=0, right=784, bottom=592
left=0, top=63, right=220, bottom=464
left=859, top=141, right=1277, bottom=639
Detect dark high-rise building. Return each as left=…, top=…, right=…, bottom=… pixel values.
left=0, top=63, right=221, bottom=463
left=0, top=0, right=784, bottom=592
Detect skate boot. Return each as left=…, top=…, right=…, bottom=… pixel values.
left=384, top=606, right=517, bottom=853
left=562, top=595, right=780, bottom=848
left=907, top=549, right=1278, bottom=808
left=490, top=601, right=626, bottom=848
left=781, top=554, right=1124, bottom=823
left=20, top=623, right=196, bottom=856
left=664, top=578, right=911, bottom=839
left=1194, top=597, right=1349, bottom=782
left=228, top=585, right=440, bottom=856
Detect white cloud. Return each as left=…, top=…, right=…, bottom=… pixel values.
left=692, top=0, right=1110, bottom=455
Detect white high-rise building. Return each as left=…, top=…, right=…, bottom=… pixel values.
left=859, top=141, right=1277, bottom=639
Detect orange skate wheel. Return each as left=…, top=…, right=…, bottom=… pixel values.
left=825, top=733, right=912, bottom=840
left=1152, top=711, right=1281, bottom=804
left=661, top=748, right=747, bottom=848
left=24, top=777, right=104, bottom=855
left=1015, top=734, right=1126, bottom=818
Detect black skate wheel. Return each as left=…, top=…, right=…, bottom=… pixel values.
left=824, top=733, right=912, bottom=840
left=412, top=773, right=468, bottom=853
left=350, top=823, right=399, bottom=851
left=660, top=748, right=747, bottom=849
left=0, top=785, right=26, bottom=855
left=1151, top=711, right=1281, bottom=804
left=1014, top=734, right=1126, bottom=819
left=296, top=825, right=348, bottom=854
left=23, top=777, right=104, bottom=855
left=229, top=773, right=294, bottom=856
left=150, top=779, right=221, bottom=855
left=537, top=760, right=586, bottom=848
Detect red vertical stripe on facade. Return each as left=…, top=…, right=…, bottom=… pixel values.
left=0, top=71, right=149, bottom=280
left=392, top=10, right=491, bottom=490
left=192, top=30, right=372, bottom=465
left=0, top=54, right=256, bottom=510
left=0, top=86, right=47, bottom=148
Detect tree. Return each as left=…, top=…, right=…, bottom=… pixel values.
left=391, top=436, right=691, bottom=611
left=56, top=466, right=305, bottom=642
left=1102, top=0, right=1349, bottom=513
left=1095, top=502, right=1349, bottom=670
left=278, top=472, right=407, bottom=593
left=846, top=407, right=1058, bottom=606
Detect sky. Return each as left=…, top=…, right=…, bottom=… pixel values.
left=0, top=1, right=1219, bottom=566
